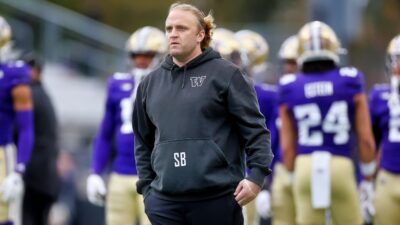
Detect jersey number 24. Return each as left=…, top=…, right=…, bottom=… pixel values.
left=293, top=101, right=350, bottom=146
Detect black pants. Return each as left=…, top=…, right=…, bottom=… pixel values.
left=22, top=187, right=56, bottom=225
left=145, top=192, right=243, bottom=225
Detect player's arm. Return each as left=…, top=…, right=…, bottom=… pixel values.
left=279, top=104, right=296, bottom=172
left=12, top=84, right=34, bottom=173
left=355, top=88, right=376, bottom=224
left=87, top=80, right=116, bottom=206
left=90, top=86, right=116, bottom=175
left=368, top=89, right=382, bottom=148
left=0, top=63, right=33, bottom=203
left=132, top=81, right=156, bottom=197
left=354, top=93, right=376, bottom=179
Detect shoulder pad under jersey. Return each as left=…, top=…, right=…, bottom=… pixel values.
left=279, top=73, right=296, bottom=85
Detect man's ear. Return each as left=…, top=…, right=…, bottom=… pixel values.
left=197, top=29, right=205, bottom=43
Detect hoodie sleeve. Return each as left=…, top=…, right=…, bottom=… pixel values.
left=132, top=82, right=156, bottom=196
left=227, top=70, right=273, bottom=187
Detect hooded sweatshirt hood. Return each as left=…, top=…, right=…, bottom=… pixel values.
left=161, top=48, right=222, bottom=88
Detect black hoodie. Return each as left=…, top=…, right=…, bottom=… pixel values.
left=133, top=48, right=273, bottom=201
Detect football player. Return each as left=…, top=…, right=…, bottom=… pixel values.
left=210, top=28, right=246, bottom=69
left=86, top=26, right=167, bottom=225
left=278, top=21, right=376, bottom=225
left=268, top=35, right=299, bottom=225
left=0, top=16, right=34, bottom=225
left=226, top=28, right=277, bottom=225
left=369, top=34, right=400, bottom=225
left=278, top=35, right=299, bottom=76
left=211, top=28, right=259, bottom=225
left=235, top=29, right=277, bottom=84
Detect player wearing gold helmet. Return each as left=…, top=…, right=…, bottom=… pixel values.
left=279, top=21, right=375, bottom=225
left=369, top=34, right=400, bottom=225
left=87, top=26, right=167, bottom=225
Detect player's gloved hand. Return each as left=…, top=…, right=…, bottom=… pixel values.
left=285, top=171, right=294, bottom=187
left=0, top=172, right=24, bottom=202
left=255, top=190, right=271, bottom=219
left=359, top=180, right=375, bottom=224
left=234, top=179, right=261, bottom=206
left=87, top=174, right=107, bottom=206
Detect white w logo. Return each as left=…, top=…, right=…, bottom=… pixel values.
left=190, top=76, right=206, bottom=87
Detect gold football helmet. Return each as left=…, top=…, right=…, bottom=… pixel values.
left=0, top=16, right=11, bottom=49
left=126, top=26, right=167, bottom=55
left=386, top=35, right=400, bottom=108
left=211, top=28, right=245, bottom=67
left=278, top=35, right=299, bottom=60
left=387, top=35, right=400, bottom=76
left=235, top=29, right=268, bottom=68
left=126, top=26, right=167, bottom=79
left=0, top=16, right=19, bottom=63
left=297, top=21, right=341, bottom=65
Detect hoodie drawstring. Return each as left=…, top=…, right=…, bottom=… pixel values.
left=181, top=66, right=187, bottom=89
left=169, top=66, right=173, bottom=82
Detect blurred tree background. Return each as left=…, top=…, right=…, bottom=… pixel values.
left=45, top=0, right=400, bottom=87
left=1, top=0, right=398, bottom=87
left=351, top=0, right=400, bottom=86
left=46, top=0, right=291, bottom=31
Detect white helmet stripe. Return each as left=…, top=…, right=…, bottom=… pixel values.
left=137, top=26, right=153, bottom=52
left=310, top=22, right=321, bottom=51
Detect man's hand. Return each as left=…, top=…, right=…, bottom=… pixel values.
left=86, top=174, right=107, bottom=206
left=234, top=179, right=261, bottom=206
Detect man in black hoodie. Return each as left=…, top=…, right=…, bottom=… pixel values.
left=22, top=54, right=60, bottom=225
left=132, top=3, right=273, bottom=225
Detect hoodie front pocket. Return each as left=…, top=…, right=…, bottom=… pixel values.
left=150, top=139, right=233, bottom=194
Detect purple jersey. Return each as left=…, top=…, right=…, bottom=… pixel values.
left=278, top=67, right=365, bottom=157
left=369, top=84, right=400, bottom=174
left=92, top=72, right=137, bottom=175
left=254, top=84, right=280, bottom=165
left=0, top=61, right=31, bottom=145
